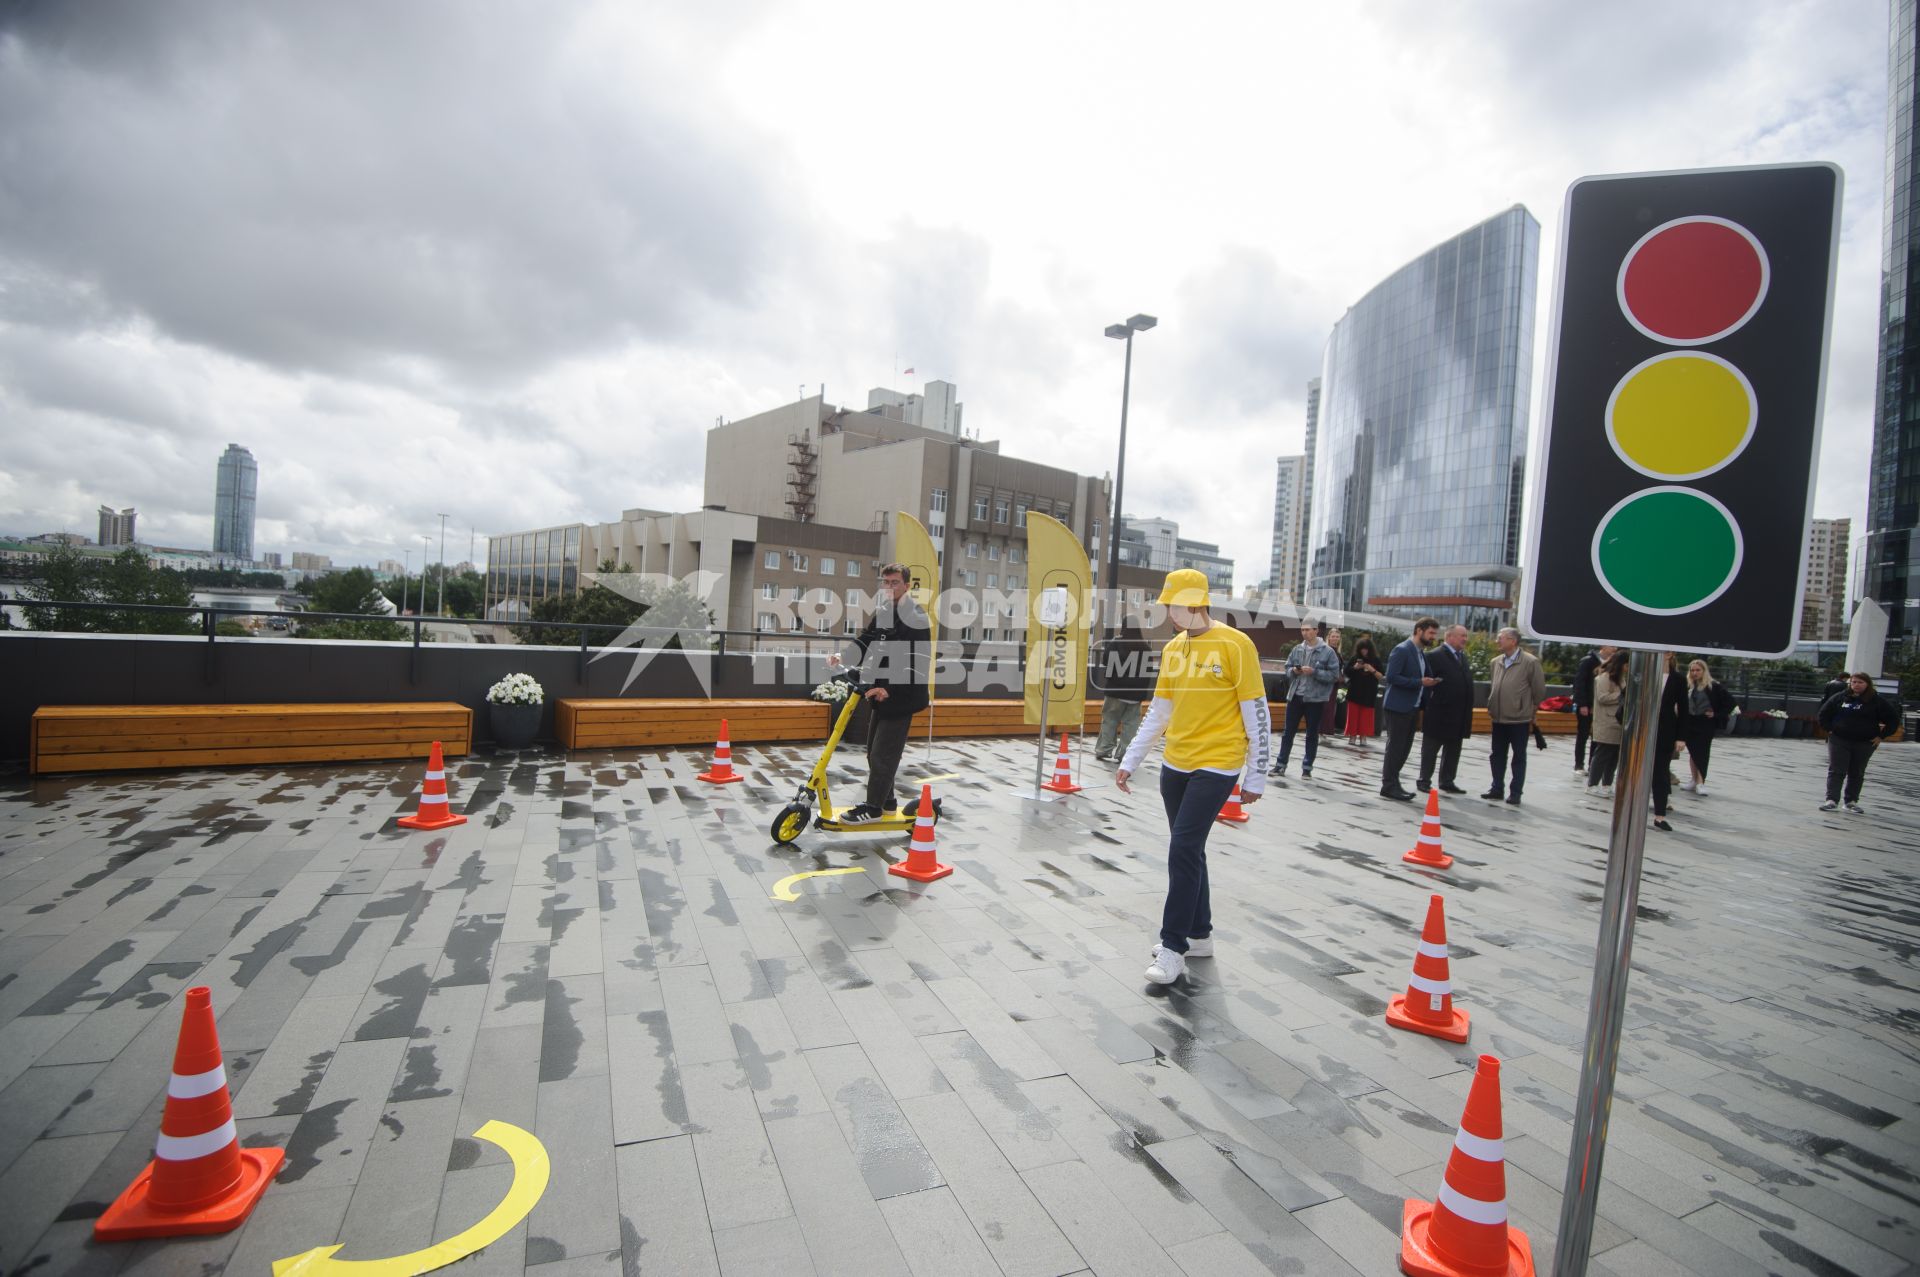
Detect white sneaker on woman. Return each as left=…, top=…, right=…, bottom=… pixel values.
left=1144, top=945, right=1185, bottom=985
left=1696, top=785, right=1709, bottom=797
left=1681, top=781, right=1697, bottom=793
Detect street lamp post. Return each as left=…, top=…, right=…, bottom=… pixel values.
left=436, top=513, right=450, bottom=617
left=419, top=534, right=432, bottom=619
left=1104, top=313, right=1157, bottom=636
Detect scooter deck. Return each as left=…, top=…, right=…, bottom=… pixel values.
left=815, top=813, right=917, bottom=833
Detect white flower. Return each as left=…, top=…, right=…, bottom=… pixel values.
left=811, top=679, right=851, bottom=703
left=488, top=672, right=545, bottom=705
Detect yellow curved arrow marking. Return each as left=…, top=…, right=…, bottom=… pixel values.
left=272, top=1119, right=550, bottom=1277
left=771, top=866, right=867, bottom=901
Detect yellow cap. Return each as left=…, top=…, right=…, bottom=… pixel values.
left=1157, top=568, right=1211, bottom=607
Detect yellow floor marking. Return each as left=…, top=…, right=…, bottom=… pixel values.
left=771, top=866, right=867, bottom=901
left=273, top=1120, right=549, bottom=1276
left=914, top=772, right=962, bottom=783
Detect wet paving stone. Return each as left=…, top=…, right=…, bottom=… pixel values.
left=0, top=734, right=1915, bottom=1273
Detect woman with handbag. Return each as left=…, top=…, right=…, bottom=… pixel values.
left=1679, top=659, right=1735, bottom=795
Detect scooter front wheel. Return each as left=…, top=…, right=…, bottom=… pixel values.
left=770, top=803, right=811, bottom=845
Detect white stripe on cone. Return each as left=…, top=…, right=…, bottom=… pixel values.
left=1408, top=972, right=1453, bottom=996
left=166, top=1065, right=227, bottom=1099
left=1436, top=1180, right=1508, bottom=1226
left=1416, top=940, right=1450, bottom=959
left=155, top=1118, right=239, bottom=1162
left=1454, top=1129, right=1505, bottom=1161
left=424, top=769, right=445, bottom=782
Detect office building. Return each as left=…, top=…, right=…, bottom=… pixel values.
left=1114, top=516, right=1234, bottom=593
left=213, top=444, right=258, bottom=562
left=866, top=379, right=965, bottom=435
left=291, top=552, right=332, bottom=572
left=97, top=506, right=137, bottom=547
left=1267, top=455, right=1307, bottom=601
left=1802, top=517, right=1852, bottom=643
left=1864, top=0, right=1920, bottom=652
left=261, top=552, right=285, bottom=569
left=1300, top=378, right=1319, bottom=599
left=1304, top=205, right=1540, bottom=630
left=376, top=558, right=405, bottom=578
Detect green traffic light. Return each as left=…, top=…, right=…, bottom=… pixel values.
left=1592, top=487, right=1742, bottom=615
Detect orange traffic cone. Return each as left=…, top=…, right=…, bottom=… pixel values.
left=698, top=718, right=745, bottom=784
left=397, top=741, right=467, bottom=830
left=1386, top=894, right=1470, bottom=1043
left=889, top=784, right=953, bottom=883
left=95, top=987, right=284, bottom=1241
left=1216, top=783, right=1251, bottom=824
left=1040, top=734, right=1082, bottom=794
left=1401, top=787, right=1453, bottom=870
left=1401, top=1054, right=1535, bottom=1277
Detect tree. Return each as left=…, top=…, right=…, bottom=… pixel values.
left=298, top=567, right=406, bottom=641
left=20, top=543, right=101, bottom=632
left=100, top=550, right=197, bottom=634
left=509, top=567, right=715, bottom=648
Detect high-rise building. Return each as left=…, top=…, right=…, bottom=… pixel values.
left=1267, top=455, right=1307, bottom=601
left=213, top=444, right=258, bottom=562
left=866, top=379, right=965, bottom=435
left=1304, top=206, right=1540, bottom=630
left=1300, top=378, right=1319, bottom=600
left=1864, top=0, right=1920, bottom=652
left=290, top=552, right=332, bottom=572
left=97, top=505, right=137, bottom=547
left=1802, top=517, right=1852, bottom=643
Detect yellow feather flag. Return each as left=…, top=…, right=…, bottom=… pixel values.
left=1023, top=512, right=1092, bottom=729
left=892, top=512, right=941, bottom=704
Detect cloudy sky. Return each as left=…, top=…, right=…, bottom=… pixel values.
left=0, top=1, right=1891, bottom=587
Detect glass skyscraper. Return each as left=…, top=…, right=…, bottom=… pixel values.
left=213, top=443, right=257, bottom=562
left=1865, top=0, right=1920, bottom=653
left=1304, top=205, right=1539, bottom=630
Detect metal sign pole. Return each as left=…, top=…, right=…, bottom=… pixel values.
left=1552, top=647, right=1665, bottom=1276
left=1033, top=626, right=1056, bottom=793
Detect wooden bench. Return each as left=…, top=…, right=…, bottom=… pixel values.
left=30, top=703, right=472, bottom=775
left=555, top=697, right=1104, bottom=750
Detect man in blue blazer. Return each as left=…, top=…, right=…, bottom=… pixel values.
left=1379, top=617, right=1441, bottom=800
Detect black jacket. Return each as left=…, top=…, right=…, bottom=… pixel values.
left=1092, top=634, right=1156, bottom=703
left=844, top=596, right=930, bottom=720
left=1655, top=671, right=1687, bottom=745
left=1681, top=680, right=1735, bottom=736
left=1819, top=689, right=1900, bottom=742
left=1345, top=650, right=1382, bottom=709
left=1572, top=652, right=1603, bottom=708
left=1422, top=643, right=1474, bottom=740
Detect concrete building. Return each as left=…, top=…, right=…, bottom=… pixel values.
left=213, top=444, right=258, bottom=562
left=1305, top=206, right=1539, bottom=631
left=702, top=394, right=1110, bottom=599
left=1114, top=516, right=1234, bottom=593
left=866, top=379, right=965, bottom=435
left=1267, top=455, right=1307, bottom=602
left=1802, top=517, right=1852, bottom=643
left=484, top=508, right=883, bottom=636
left=1300, top=378, right=1319, bottom=600
left=261, top=552, right=285, bottom=569
left=1863, top=0, right=1920, bottom=654
left=97, top=506, right=137, bottom=547
left=291, top=552, right=332, bottom=572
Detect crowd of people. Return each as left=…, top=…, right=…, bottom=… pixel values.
left=831, top=565, right=1904, bottom=987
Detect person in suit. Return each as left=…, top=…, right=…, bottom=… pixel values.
left=1651, top=652, right=1687, bottom=832
left=1378, top=616, right=1441, bottom=800
left=1417, top=624, right=1474, bottom=795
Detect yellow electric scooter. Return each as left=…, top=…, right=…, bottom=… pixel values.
left=769, top=675, right=941, bottom=844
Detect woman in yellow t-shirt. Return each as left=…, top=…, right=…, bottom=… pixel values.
left=1117, top=570, right=1271, bottom=985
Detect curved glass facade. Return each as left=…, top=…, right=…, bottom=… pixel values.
left=1304, top=206, right=1539, bottom=631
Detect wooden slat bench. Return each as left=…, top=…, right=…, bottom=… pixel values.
left=30, top=703, right=472, bottom=775
left=555, top=697, right=1104, bottom=751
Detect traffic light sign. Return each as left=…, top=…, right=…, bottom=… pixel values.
left=1522, top=163, right=1842, bottom=657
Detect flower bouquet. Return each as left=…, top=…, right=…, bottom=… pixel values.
left=486, top=673, right=544, bottom=748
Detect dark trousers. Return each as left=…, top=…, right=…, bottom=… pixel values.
left=865, top=713, right=914, bottom=809
left=1574, top=710, right=1593, bottom=769
left=1418, top=732, right=1462, bottom=789
left=1826, top=736, right=1877, bottom=803
left=1684, top=730, right=1715, bottom=780
left=1381, top=708, right=1418, bottom=790
left=1587, top=742, right=1620, bottom=787
left=1275, top=698, right=1323, bottom=772
left=1158, top=766, right=1237, bottom=953
left=1652, top=735, right=1675, bottom=815
left=1487, top=722, right=1531, bottom=798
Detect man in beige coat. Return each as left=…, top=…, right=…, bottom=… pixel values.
left=1483, top=626, right=1547, bottom=805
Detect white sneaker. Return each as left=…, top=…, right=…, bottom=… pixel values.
left=1819, top=800, right=1839, bottom=812
left=1573, top=766, right=1586, bottom=776
left=1846, top=802, right=1864, bottom=814
left=1681, top=781, right=1697, bottom=793
left=1144, top=945, right=1185, bottom=985
left=1185, top=937, right=1214, bottom=958
left=1696, top=785, right=1709, bottom=797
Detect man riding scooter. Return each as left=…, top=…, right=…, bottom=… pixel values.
left=825, top=562, right=930, bottom=823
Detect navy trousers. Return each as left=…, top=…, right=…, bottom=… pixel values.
left=1157, top=766, right=1238, bottom=953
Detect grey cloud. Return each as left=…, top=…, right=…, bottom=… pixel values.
left=0, top=1, right=797, bottom=383
left=1164, top=247, right=1330, bottom=422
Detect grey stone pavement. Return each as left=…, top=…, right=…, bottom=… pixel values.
left=1, top=726, right=1916, bottom=1277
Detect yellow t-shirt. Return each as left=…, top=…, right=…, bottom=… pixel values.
left=1154, top=622, right=1265, bottom=773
